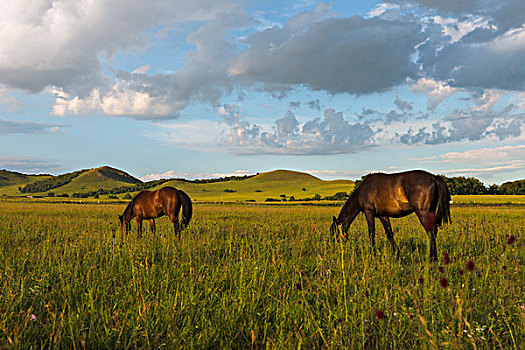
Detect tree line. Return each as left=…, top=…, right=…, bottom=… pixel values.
left=354, top=174, right=524, bottom=195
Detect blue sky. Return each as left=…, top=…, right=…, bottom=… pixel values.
left=1, top=0, right=524, bottom=185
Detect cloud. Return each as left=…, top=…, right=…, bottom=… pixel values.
left=0, top=0, right=237, bottom=94
left=49, top=11, right=253, bottom=118
left=398, top=108, right=524, bottom=145
left=219, top=105, right=375, bottom=155
left=430, top=26, right=525, bottom=91
left=289, top=101, right=301, bottom=109
left=410, top=145, right=525, bottom=180
left=414, top=145, right=525, bottom=163
left=51, top=81, right=183, bottom=120
left=394, top=96, right=413, bottom=111
left=2, top=0, right=525, bottom=125
left=0, top=119, right=68, bottom=134
left=229, top=3, right=424, bottom=94
left=409, top=78, right=457, bottom=110
left=0, top=156, right=63, bottom=174
left=307, top=99, right=321, bottom=111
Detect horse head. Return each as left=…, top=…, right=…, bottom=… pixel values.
left=330, top=216, right=346, bottom=242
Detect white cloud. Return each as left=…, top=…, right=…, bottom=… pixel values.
left=409, top=78, right=457, bottom=110
left=367, top=3, right=400, bottom=18
left=431, top=15, right=494, bottom=43
left=0, top=156, right=63, bottom=174
left=0, top=0, right=238, bottom=94
left=219, top=105, right=375, bottom=155
left=439, top=161, right=525, bottom=179
left=0, top=119, right=68, bottom=134
left=410, top=145, right=525, bottom=181
left=51, top=81, right=184, bottom=119
left=471, top=89, right=503, bottom=111
left=413, top=145, right=525, bottom=164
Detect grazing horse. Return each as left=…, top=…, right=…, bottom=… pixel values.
left=119, top=186, right=192, bottom=238
left=330, top=170, right=451, bottom=261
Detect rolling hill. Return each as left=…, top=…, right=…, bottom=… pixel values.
left=0, top=170, right=53, bottom=196
left=151, top=169, right=353, bottom=202
left=55, top=166, right=141, bottom=194
left=0, top=167, right=354, bottom=202
left=0, top=166, right=141, bottom=197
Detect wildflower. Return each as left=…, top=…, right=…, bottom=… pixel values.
left=376, top=310, right=385, bottom=320
left=466, top=261, right=475, bottom=271
left=443, top=252, right=450, bottom=265
left=507, top=235, right=516, bottom=245
left=439, top=277, right=449, bottom=288
left=31, top=314, right=37, bottom=322
left=439, top=266, right=445, bottom=274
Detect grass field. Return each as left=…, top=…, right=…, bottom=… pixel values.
left=0, top=201, right=524, bottom=348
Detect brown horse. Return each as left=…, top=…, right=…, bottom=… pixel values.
left=119, top=186, right=192, bottom=238
left=331, top=170, right=451, bottom=261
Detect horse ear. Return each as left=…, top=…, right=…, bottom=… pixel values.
left=332, top=216, right=337, bottom=223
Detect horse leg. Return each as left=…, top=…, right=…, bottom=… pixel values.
left=136, top=217, right=143, bottom=238
left=168, top=213, right=180, bottom=240
left=415, top=210, right=438, bottom=261
left=149, top=219, right=156, bottom=236
left=364, top=210, right=376, bottom=248
left=379, top=216, right=398, bottom=256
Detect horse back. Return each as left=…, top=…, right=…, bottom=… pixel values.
left=358, top=171, right=436, bottom=216
left=133, top=187, right=178, bottom=219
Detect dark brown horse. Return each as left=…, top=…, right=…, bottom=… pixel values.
left=331, top=170, right=451, bottom=261
left=119, top=186, right=192, bottom=238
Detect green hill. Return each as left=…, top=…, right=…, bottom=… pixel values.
left=252, top=169, right=320, bottom=182
left=55, top=166, right=141, bottom=195
left=0, top=167, right=353, bottom=202
left=0, top=170, right=52, bottom=195
left=150, top=169, right=353, bottom=202
left=0, top=166, right=141, bottom=197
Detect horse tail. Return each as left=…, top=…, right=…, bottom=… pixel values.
left=177, top=190, right=193, bottom=229
left=433, top=176, right=451, bottom=226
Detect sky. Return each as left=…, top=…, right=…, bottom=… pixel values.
left=0, top=0, right=524, bottom=185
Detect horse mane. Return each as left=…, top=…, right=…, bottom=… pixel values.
left=122, top=192, right=141, bottom=220
left=338, top=187, right=359, bottom=221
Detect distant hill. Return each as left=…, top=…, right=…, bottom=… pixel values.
left=252, top=169, right=321, bottom=182
left=2, top=166, right=141, bottom=196
left=0, top=166, right=353, bottom=201
left=0, top=170, right=52, bottom=195
left=156, top=169, right=352, bottom=202
left=51, top=166, right=141, bottom=195
left=0, top=170, right=33, bottom=187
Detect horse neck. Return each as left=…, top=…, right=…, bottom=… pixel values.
left=338, top=191, right=360, bottom=230
left=122, top=202, right=135, bottom=222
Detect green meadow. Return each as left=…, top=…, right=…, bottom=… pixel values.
left=1, top=200, right=524, bottom=348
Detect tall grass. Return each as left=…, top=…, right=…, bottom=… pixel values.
left=0, top=201, right=523, bottom=348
